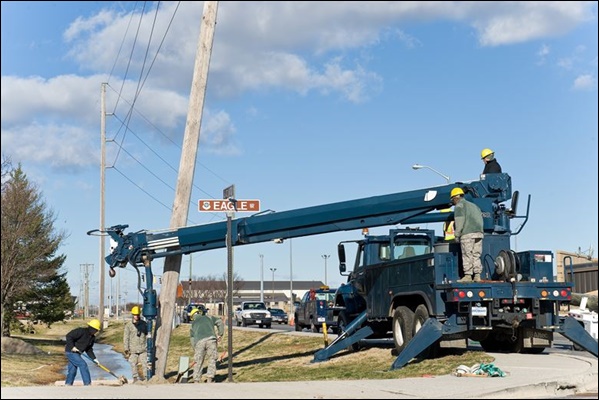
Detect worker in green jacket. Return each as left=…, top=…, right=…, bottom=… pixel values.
left=190, top=307, right=224, bottom=383
left=451, top=187, right=484, bottom=283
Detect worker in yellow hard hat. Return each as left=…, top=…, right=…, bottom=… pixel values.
left=123, top=305, right=148, bottom=382
left=190, top=307, right=224, bottom=383
left=480, top=148, right=502, bottom=175
left=64, top=319, right=102, bottom=386
left=450, top=187, right=484, bottom=283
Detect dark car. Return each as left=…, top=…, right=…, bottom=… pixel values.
left=268, top=308, right=289, bottom=324
left=182, top=303, right=206, bottom=323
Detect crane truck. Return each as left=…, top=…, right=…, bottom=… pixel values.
left=91, top=172, right=598, bottom=375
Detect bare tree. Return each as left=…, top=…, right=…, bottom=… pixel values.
left=1, top=164, right=68, bottom=336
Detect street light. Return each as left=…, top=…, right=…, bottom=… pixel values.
left=269, top=267, right=277, bottom=306
left=259, top=254, right=264, bottom=302
left=412, top=164, right=450, bottom=183
left=322, top=254, right=330, bottom=285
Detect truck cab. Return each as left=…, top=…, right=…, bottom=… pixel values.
left=294, top=286, right=339, bottom=333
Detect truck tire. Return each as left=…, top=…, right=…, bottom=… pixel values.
left=393, top=306, right=414, bottom=354
left=338, top=311, right=360, bottom=352
left=412, top=304, right=439, bottom=359
left=311, top=321, right=320, bottom=333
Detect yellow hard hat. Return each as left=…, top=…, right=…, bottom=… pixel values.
left=481, top=148, right=494, bottom=159
left=131, top=306, right=141, bottom=315
left=450, top=187, right=465, bottom=199
left=88, top=319, right=101, bottom=331
left=190, top=308, right=202, bottom=318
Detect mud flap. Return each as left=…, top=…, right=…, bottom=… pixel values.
left=559, top=316, right=598, bottom=357
left=391, top=318, right=443, bottom=370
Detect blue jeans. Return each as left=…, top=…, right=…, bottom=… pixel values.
left=65, top=351, right=91, bottom=386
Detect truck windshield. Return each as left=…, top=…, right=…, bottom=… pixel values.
left=245, top=303, right=266, bottom=310
left=315, top=292, right=335, bottom=302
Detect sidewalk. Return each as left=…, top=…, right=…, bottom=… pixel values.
left=1, top=352, right=597, bottom=399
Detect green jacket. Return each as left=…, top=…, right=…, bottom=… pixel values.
left=454, top=198, right=483, bottom=240
left=190, top=314, right=224, bottom=348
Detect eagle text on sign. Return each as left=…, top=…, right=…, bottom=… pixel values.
left=198, top=199, right=261, bottom=212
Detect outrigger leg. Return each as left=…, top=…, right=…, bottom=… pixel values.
left=313, top=311, right=373, bottom=362
left=559, top=316, right=598, bottom=357
left=391, top=318, right=443, bottom=370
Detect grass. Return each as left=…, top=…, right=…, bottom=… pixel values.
left=1, top=319, right=494, bottom=386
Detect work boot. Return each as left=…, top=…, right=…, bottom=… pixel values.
left=473, top=273, right=481, bottom=282
left=457, top=275, right=473, bottom=283
left=206, top=377, right=214, bottom=383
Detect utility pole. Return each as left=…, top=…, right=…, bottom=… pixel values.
left=154, top=1, right=219, bottom=379
left=80, top=264, right=93, bottom=318
left=99, top=82, right=106, bottom=325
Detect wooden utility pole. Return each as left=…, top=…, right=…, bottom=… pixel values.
left=153, top=1, right=219, bottom=378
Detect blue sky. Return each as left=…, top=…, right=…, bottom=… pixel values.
left=2, top=1, right=597, bottom=306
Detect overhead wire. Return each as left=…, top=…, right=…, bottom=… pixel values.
left=103, top=1, right=229, bottom=224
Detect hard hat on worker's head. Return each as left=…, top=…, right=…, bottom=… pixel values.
left=131, top=306, right=141, bottom=316
left=481, top=148, right=494, bottom=159
left=450, top=187, right=465, bottom=199
left=190, top=307, right=204, bottom=318
left=88, top=319, right=101, bottom=331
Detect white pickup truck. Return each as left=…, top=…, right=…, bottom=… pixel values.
left=235, top=301, right=272, bottom=328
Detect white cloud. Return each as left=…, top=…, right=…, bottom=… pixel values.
left=572, top=74, right=597, bottom=90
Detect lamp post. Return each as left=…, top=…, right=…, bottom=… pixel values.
left=259, top=254, right=264, bottom=302
left=322, top=254, right=330, bottom=285
left=289, top=239, right=294, bottom=314
left=269, top=267, right=277, bottom=306
left=412, top=164, right=450, bottom=183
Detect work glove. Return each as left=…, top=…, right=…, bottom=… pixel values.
left=71, top=347, right=80, bottom=353
left=124, top=350, right=130, bottom=358
left=93, top=359, right=100, bottom=365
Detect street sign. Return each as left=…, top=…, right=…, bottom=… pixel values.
left=198, top=199, right=261, bottom=212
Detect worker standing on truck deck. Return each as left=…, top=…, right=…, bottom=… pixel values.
left=123, top=305, right=148, bottom=383
left=64, top=319, right=101, bottom=386
left=441, top=208, right=455, bottom=241
left=450, top=187, right=484, bottom=283
left=190, top=307, right=224, bottom=383
left=481, top=148, right=502, bottom=174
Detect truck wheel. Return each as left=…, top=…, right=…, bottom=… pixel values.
left=311, top=321, right=320, bottom=333
left=393, top=306, right=414, bottom=354
left=412, top=304, right=438, bottom=359
left=338, top=311, right=360, bottom=352
left=242, top=320, right=247, bottom=327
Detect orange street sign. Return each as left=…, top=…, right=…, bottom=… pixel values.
left=198, top=199, right=261, bottom=212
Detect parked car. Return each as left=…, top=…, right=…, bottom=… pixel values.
left=268, top=308, right=288, bottom=324
left=235, top=301, right=271, bottom=328
left=182, top=303, right=206, bottom=323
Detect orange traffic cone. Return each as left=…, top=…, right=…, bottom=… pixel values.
left=289, top=316, right=294, bottom=326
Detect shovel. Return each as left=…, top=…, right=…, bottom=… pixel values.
left=83, top=354, right=128, bottom=385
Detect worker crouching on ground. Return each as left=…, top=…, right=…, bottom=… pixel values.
left=190, top=307, right=224, bottom=383
left=123, top=305, right=148, bottom=383
left=64, top=319, right=101, bottom=386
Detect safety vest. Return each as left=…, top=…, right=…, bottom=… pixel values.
left=443, top=221, right=455, bottom=241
